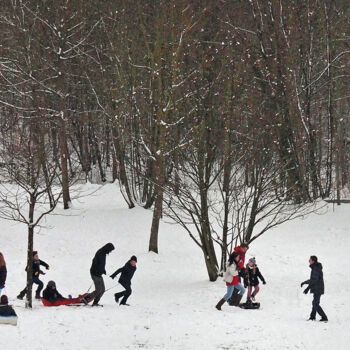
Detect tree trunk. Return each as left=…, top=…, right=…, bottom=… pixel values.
left=59, top=117, right=71, bottom=209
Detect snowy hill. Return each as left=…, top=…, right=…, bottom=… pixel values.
left=1, top=184, right=349, bottom=350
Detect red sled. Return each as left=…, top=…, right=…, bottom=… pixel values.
left=41, top=293, right=91, bottom=307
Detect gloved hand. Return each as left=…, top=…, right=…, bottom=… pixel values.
left=263, top=281, right=266, bottom=285
left=46, top=265, right=50, bottom=270
left=68, top=294, right=72, bottom=299
left=303, top=287, right=310, bottom=294
left=110, top=274, right=116, bottom=280
left=34, top=271, right=39, bottom=276
left=301, top=281, right=306, bottom=287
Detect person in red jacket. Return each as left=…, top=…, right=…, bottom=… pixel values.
left=215, top=252, right=246, bottom=310
left=234, top=243, right=249, bottom=266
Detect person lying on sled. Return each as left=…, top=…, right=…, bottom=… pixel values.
left=42, top=281, right=67, bottom=304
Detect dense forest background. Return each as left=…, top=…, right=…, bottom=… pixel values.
left=0, top=1, right=349, bottom=286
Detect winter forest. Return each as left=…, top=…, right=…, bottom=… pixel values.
left=0, top=1, right=350, bottom=349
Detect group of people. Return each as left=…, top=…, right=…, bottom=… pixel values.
left=1, top=243, right=328, bottom=322
left=216, top=243, right=266, bottom=310
left=80, top=243, right=138, bottom=307
left=0, top=243, right=138, bottom=310
left=216, top=244, right=328, bottom=322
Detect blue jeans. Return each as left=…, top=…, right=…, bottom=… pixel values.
left=223, top=283, right=245, bottom=301
left=234, top=283, right=245, bottom=296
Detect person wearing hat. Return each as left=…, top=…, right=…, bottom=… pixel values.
left=244, top=257, right=266, bottom=303
left=301, top=255, right=328, bottom=322
left=110, top=256, right=137, bottom=306
left=81, top=243, right=115, bottom=307
left=42, top=281, right=67, bottom=304
left=0, top=295, right=17, bottom=317
left=17, top=251, right=50, bottom=300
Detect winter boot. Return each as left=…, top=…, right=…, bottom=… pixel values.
left=307, top=317, right=315, bottom=321
left=17, top=290, right=26, bottom=300
left=114, top=293, right=121, bottom=304
left=35, top=292, right=41, bottom=300
left=320, top=317, right=328, bottom=322
left=246, top=297, right=252, bottom=305
left=215, top=298, right=226, bottom=311
left=233, top=294, right=243, bottom=307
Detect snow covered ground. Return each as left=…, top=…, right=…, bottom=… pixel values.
left=1, top=184, right=349, bottom=350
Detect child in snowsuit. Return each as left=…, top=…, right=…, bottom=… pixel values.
left=110, top=256, right=137, bottom=306
left=17, top=251, right=50, bottom=300
left=215, top=252, right=245, bottom=310
left=42, top=281, right=67, bottom=304
left=0, top=252, right=6, bottom=296
left=244, top=257, right=266, bottom=303
left=0, top=295, right=17, bottom=317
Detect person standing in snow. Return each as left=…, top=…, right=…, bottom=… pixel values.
left=17, top=251, right=49, bottom=300
left=0, top=253, right=7, bottom=296
left=110, top=255, right=137, bottom=306
left=82, top=243, right=115, bottom=307
left=216, top=252, right=245, bottom=310
left=244, top=257, right=266, bottom=303
left=234, top=243, right=249, bottom=266
left=301, top=255, right=328, bottom=322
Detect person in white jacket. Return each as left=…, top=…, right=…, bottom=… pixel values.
left=216, top=252, right=245, bottom=310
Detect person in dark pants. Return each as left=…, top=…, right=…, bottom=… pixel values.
left=110, top=256, right=137, bottom=306
left=0, top=252, right=7, bottom=296
left=17, top=251, right=49, bottom=300
left=82, top=243, right=115, bottom=307
left=301, top=255, right=328, bottom=322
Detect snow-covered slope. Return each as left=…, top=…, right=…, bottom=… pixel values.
left=1, top=184, right=349, bottom=350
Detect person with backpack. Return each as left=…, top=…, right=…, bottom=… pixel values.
left=301, top=255, right=328, bottom=322
left=17, top=251, right=49, bottom=300
left=81, top=243, right=115, bottom=307
left=110, top=255, right=137, bottom=306
left=244, top=257, right=266, bottom=303
left=215, top=252, right=245, bottom=310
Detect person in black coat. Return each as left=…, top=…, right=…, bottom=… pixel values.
left=110, top=256, right=137, bottom=306
left=17, top=251, right=50, bottom=300
left=42, top=281, right=66, bottom=304
left=0, top=252, right=7, bottom=295
left=82, top=243, right=115, bottom=306
left=0, top=295, right=17, bottom=317
left=244, top=257, right=266, bottom=302
left=301, top=255, right=328, bottom=322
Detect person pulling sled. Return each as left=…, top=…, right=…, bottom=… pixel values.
left=81, top=243, right=115, bottom=307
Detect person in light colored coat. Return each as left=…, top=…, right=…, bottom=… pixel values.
left=216, top=252, right=245, bottom=310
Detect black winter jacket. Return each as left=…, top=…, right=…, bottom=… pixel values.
left=0, top=265, right=7, bottom=287
left=0, top=304, right=17, bottom=317
left=303, top=262, right=325, bottom=295
left=42, top=286, right=65, bottom=302
left=110, top=261, right=136, bottom=287
left=244, top=266, right=265, bottom=287
left=26, top=259, right=49, bottom=278
left=90, top=243, right=115, bottom=277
